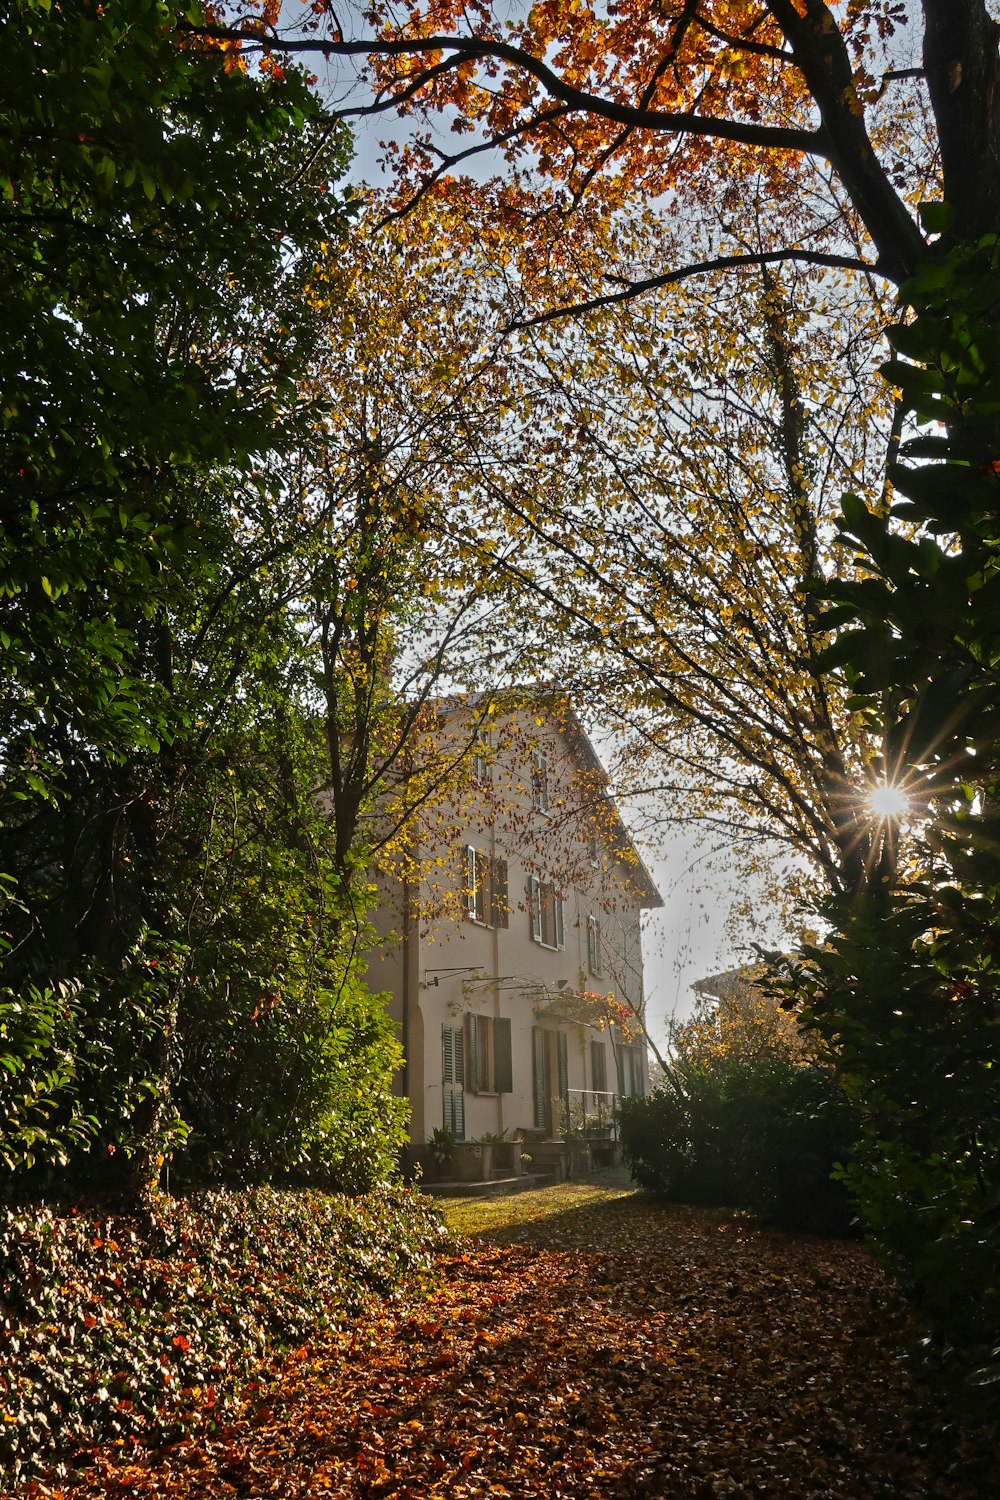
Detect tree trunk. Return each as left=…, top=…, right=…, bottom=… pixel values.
left=923, top=0, right=1000, bottom=243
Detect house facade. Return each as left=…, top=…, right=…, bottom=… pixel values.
left=370, top=696, right=662, bottom=1161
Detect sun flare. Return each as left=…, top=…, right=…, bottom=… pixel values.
left=867, top=783, right=910, bottom=820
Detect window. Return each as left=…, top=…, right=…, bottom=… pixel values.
left=591, top=1039, right=608, bottom=1102
left=472, top=731, right=490, bottom=786
left=587, top=834, right=600, bottom=867
left=465, top=1013, right=512, bottom=1094
left=442, top=1023, right=465, bottom=1138
left=586, top=915, right=603, bottom=977
left=528, top=875, right=564, bottom=949
left=465, top=846, right=509, bottom=928
left=530, top=749, right=550, bottom=812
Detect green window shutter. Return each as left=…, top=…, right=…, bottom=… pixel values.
left=532, top=750, right=549, bottom=810
left=620, top=1044, right=642, bottom=1097
left=532, top=1026, right=546, bottom=1130
left=557, top=1031, right=569, bottom=1105
left=465, top=1012, right=481, bottom=1094
left=491, top=857, right=509, bottom=929
left=554, top=895, right=565, bottom=950
left=529, top=875, right=541, bottom=942
left=465, top=845, right=476, bottom=920
left=587, top=915, right=601, bottom=975
left=591, top=1039, right=607, bottom=1096
left=494, top=1017, right=512, bottom=1094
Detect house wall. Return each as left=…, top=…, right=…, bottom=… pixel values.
left=368, top=702, right=656, bottom=1146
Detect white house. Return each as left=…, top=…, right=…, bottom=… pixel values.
left=369, top=694, right=662, bottom=1171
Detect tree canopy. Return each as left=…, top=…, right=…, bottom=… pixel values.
left=0, top=0, right=411, bottom=1201
left=198, top=1, right=995, bottom=302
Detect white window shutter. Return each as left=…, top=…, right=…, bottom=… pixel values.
left=491, top=858, right=509, bottom=929
left=465, top=845, right=477, bottom=919
left=529, top=876, right=541, bottom=942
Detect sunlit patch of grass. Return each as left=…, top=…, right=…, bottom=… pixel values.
left=438, top=1173, right=639, bottom=1241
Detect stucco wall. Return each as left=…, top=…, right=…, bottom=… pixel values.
left=368, top=701, right=656, bottom=1144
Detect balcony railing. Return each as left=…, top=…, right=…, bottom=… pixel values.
left=559, top=1088, right=619, bottom=1141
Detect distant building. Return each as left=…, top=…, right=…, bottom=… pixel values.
left=680, top=963, right=807, bottom=1064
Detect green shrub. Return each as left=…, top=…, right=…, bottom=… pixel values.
left=0, top=1185, right=446, bottom=1485
left=618, top=1055, right=860, bottom=1236
left=795, top=238, right=1000, bottom=1370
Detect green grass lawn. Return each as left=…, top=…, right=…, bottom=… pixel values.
left=437, top=1168, right=640, bottom=1240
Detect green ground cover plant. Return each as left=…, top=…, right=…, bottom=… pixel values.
left=0, top=1186, right=445, bottom=1486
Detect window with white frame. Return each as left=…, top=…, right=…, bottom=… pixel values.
left=472, top=730, right=490, bottom=786
left=465, top=1013, right=513, bottom=1095
left=586, top=914, right=603, bottom=977
left=465, top=846, right=509, bottom=928
left=530, top=749, right=550, bottom=812
left=528, top=875, right=564, bottom=949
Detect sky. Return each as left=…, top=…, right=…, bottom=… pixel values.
left=635, top=829, right=796, bottom=1050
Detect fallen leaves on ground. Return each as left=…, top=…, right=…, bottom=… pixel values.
left=21, top=1185, right=998, bottom=1499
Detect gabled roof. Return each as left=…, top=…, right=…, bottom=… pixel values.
left=691, top=964, right=767, bottom=1002
left=437, top=685, right=663, bottom=910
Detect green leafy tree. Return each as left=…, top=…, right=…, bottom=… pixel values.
left=783, top=236, right=1000, bottom=1363
left=0, top=0, right=373, bottom=1201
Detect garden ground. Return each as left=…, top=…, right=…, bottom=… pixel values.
left=21, top=1176, right=999, bottom=1498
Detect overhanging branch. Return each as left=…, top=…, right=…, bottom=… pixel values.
left=185, top=22, right=826, bottom=157
left=511, top=248, right=879, bottom=330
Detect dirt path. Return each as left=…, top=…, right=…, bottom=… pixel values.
left=30, top=1185, right=995, bottom=1499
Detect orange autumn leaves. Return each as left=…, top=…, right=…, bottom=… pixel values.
left=35, top=1191, right=997, bottom=1499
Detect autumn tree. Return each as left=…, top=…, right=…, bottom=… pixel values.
left=183, top=1, right=1000, bottom=1353
left=194, top=3, right=990, bottom=293
left=178, top=1, right=976, bottom=900
left=671, top=964, right=809, bottom=1068
left=291, top=223, right=546, bottom=877
left=402, top=244, right=897, bottom=913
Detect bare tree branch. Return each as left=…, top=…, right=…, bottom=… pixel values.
left=509, top=249, right=877, bottom=330
left=184, top=22, right=825, bottom=156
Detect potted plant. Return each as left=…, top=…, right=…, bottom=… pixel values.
left=427, top=1126, right=457, bottom=1180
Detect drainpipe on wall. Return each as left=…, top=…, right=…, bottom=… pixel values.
left=400, top=862, right=411, bottom=1105
left=492, top=821, right=503, bottom=1136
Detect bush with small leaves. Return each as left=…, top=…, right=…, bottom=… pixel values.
left=0, top=1185, right=446, bottom=1485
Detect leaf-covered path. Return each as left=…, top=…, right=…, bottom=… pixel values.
left=30, top=1183, right=996, bottom=1499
